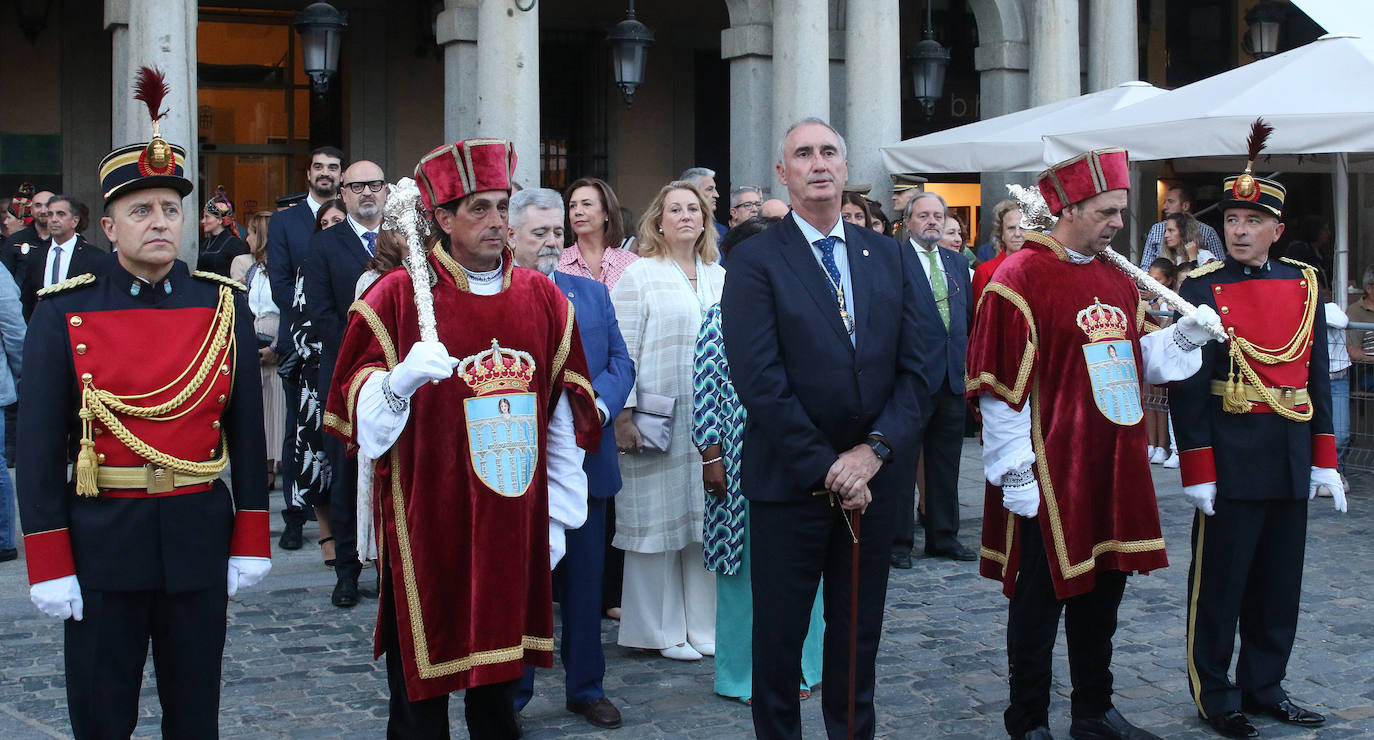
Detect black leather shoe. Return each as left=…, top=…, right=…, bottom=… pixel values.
left=0, top=548, right=17, bottom=563
left=332, top=574, right=359, bottom=608
left=925, top=542, right=978, bottom=562
left=1201, top=711, right=1258, bottom=739
left=1242, top=697, right=1325, bottom=726
left=1014, top=726, right=1054, bottom=739
left=1070, top=707, right=1160, bottom=739
left=567, top=696, right=623, bottom=729
left=890, top=551, right=913, bottom=569
left=278, top=520, right=304, bottom=550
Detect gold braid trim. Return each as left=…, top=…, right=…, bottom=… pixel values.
left=963, top=282, right=1038, bottom=406
left=191, top=270, right=247, bottom=292
left=349, top=300, right=399, bottom=369
left=550, top=302, right=575, bottom=383
left=1221, top=263, right=1317, bottom=422
left=75, top=286, right=236, bottom=495
left=1188, top=260, right=1224, bottom=279
left=38, top=273, right=96, bottom=297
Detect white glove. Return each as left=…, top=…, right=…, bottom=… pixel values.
left=1003, top=480, right=1040, bottom=518
left=549, top=522, right=567, bottom=570
left=1178, top=304, right=1224, bottom=346
left=1310, top=466, right=1348, bottom=513
left=30, top=575, right=84, bottom=621
left=1183, top=482, right=1217, bottom=516
left=389, top=341, right=460, bottom=398
left=227, top=556, right=273, bottom=597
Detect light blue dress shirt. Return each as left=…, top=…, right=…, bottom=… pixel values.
left=791, top=212, right=855, bottom=345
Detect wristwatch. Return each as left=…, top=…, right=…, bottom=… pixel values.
left=864, top=436, right=892, bottom=463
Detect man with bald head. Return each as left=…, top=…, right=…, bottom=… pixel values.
left=304, top=159, right=389, bottom=607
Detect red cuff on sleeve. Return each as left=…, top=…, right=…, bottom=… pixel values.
left=229, top=509, right=271, bottom=558
left=1179, top=447, right=1217, bottom=487
left=24, top=528, right=76, bottom=585
left=1312, top=434, right=1338, bottom=470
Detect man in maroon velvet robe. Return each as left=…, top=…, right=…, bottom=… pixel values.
left=967, top=148, right=1221, bottom=740
left=325, top=139, right=600, bottom=738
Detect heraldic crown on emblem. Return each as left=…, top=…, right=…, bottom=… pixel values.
left=1077, top=299, right=1129, bottom=342
left=458, top=339, right=536, bottom=396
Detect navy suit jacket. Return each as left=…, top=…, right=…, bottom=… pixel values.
left=266, top=200, right=320, bottom=353
left=22, top=237, right=112, bottom=320
left=720, top=215, right=928, bottom=503
left=553, top=271, right=634, bottom=499
left=303, top=221, right=371, bottom=390
left=905, top=242, right=973, bottom=396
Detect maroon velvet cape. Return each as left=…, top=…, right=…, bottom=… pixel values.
left=965, top=232, right=1168, bottom=600
left=325, top=246, right=600, bottom=700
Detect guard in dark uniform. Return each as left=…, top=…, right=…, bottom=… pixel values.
left=1171, top=120, right=1347, bottom=740
left=1, top=182, right=50, bottom=293
left=16, top=67, right=272, bottom=739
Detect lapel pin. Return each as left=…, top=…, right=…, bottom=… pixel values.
left=862, top=249, right=870, bottom=257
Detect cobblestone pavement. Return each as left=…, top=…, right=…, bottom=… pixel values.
left=1, top=442, right=1371, bottom=738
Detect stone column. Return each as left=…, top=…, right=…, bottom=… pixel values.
left=106, top=0, right=199, bottom=263
left=721, top=22, right=775, bottom=198
left=971, top=0, right=1032, bottom=241
left=1088, top=0, right=1138, bottom=92
left=1028, top=0, right=1080, bottom=107
left=772, top=0, right=829, bottom=162
left=474, top=0, right=540, bottom=187
left=844, top=0, right=901, bottom=208
left=436, top=0, right=478, bottom=144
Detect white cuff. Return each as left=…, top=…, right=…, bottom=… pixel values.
left=356, top=372, right=412, bottom=458
left=547, top=394, right=588, bottom=532
left=980, top=394, right=1035, bottom=485
left=1140, top=326, right=1203, bottom=384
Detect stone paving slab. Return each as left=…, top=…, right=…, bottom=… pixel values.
left=0, top=442, right=1371, bottom=738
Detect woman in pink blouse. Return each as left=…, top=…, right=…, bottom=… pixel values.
left=558, top=177, right=638, bottom=290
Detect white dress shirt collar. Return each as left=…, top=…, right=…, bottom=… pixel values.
left=791, top=211, right=845, bottom=246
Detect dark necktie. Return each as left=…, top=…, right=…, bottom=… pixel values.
left=49, top=245, right=63, bottom=285
left=362, top=231, right=377, bottom=257
left=813, top=237, right=853, bottom=335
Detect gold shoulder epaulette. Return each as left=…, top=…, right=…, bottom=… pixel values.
left=191, top=270, right=246, bottom=291
left=1280, top=257, right=1315, bottom=272
left=37, top=273, right=96, bottom=297
left=1188, top=261, right=1224, bottom=279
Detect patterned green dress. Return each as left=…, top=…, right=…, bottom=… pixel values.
left=694, top=303, right=823, bottom=700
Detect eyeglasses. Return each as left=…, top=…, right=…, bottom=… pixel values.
left=341, top=180, right=385, bottom=194
left=733, top=201, right=763, bottom=211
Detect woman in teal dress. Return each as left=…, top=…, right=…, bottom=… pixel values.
left=692, top=217, right=824, bottom=703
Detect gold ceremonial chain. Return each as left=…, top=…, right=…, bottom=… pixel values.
left=74, top=286, right=236, bottom=496
left=818, top=267, right=856, bottom=334
left=1221, top=266, right=1317, bottom=422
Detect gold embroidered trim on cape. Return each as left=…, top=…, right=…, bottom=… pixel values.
left=963, top=282, right=1038, bottom=406
left=1024, top=231, right=1071, bottom=261
left=349, top=300, right=399, bottom=369
left=550, top=303, right=575, bottom=383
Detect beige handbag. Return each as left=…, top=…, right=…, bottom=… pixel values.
left=632, top=392, right=676, bottom=453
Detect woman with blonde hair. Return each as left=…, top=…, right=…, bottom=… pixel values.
left=611, top=181, right=726, bottom=661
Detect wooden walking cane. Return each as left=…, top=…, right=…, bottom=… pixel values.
left=847, top=508, right=861, bottom=740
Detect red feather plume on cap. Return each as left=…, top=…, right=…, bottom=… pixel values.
left=1244, top=117, right=1273, bottom=172
left=134, top=66, right=170, bottom=123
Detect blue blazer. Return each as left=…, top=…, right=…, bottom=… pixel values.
left=553, top=271, right=634, bottom=499
left=303, top=221, right=371, bottom=390
left=266, top=201, right=320, bottom=352
left=905, top=243, right=973, bottom=396
left=720, top=215, right=929, bottom=503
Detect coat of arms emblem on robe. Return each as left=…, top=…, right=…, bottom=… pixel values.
left=1077, top=299, right=1143, bottom=426
left=460, top=339, right=539, bottom=497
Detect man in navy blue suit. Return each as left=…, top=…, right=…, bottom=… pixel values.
left=266, top=145, right=343, bottom=550
left=304, top=159, right=386, bottom=608
left=891, top=191, right=977, bottom=568
left=721, top=118, right=929, bottom=739
left=506, top=187, right=634, bottom=730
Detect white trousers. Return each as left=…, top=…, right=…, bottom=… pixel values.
left=618, top=546, right=716, bottom=650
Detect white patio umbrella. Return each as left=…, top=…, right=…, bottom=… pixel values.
left=1044, top=34, right=1374, bottom=305
left=879, top=81, right=1166, bottom=174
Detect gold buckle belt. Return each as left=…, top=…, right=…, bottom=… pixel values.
left=1209, top=380, right=1309, bottom=410
left=95, top=464, right=219, bottom=493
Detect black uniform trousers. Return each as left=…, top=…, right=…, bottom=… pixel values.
left=1005, top=520, right=1127, bottom=735
left=382, top=594, right=520, bottom=739
left=280, top=378, right=306, bottom=526
left=894, top=382, right=966, bottom=555
left=750, top=486, right=898, bottom=740
left=1186, top=499, right=1306, bottom=719
left=64, top=587, right=228, bottom=740
left=326, top=434, right=360, bottom=578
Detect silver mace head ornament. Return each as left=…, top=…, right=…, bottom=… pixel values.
left=384, top=177, right=440, bottom=346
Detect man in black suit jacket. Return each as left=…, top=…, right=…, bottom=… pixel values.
left=721, top=118, right=929, bottom=739
left=22, top=195, right=111, bottom=319
left=1, top=189, right=54, bottom=292
left=891, top=192, right=977, bottom=567
left=266, top=146, right=343, bottom=549
left=304, top=159, right=387, bottom=608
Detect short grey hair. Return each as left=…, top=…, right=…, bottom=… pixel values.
left=680, top=167, right=716, bottom=184
left=777, top=117, right=849, bottom=165
left=903, top=191, right=948, bottom=221
left=730, top=186, right=761, bottom=207
left=509, top=187, right=564, bottom=230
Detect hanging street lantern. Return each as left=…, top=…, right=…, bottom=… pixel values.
left=294, top=2, right=348, bottom=94
left=1244, top=0, right=1286, bottom=60
left=909, top=0, right=950, bottom=118
left=607, top=0, right=654, bottom=107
